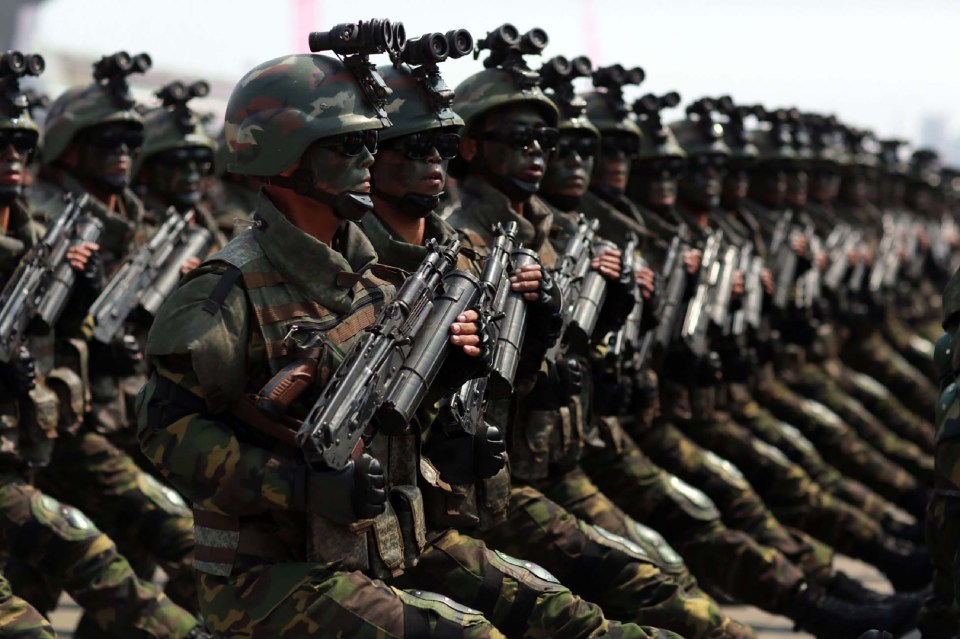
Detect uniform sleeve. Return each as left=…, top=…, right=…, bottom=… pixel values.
left=138, top=266, right=303, bottom=516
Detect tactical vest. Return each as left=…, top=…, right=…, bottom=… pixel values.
left=192, top=232, right=427, bottom=580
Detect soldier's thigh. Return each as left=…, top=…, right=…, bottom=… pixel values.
left=0, top=573, right=56, bottom=639
left=200, top=565, right=504, bottom=639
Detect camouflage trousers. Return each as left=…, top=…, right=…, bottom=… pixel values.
left=674, top=405, right=897, bottom=563
left=0, top=573, right=56, bottom=639
left=573, top=421, right=827, bottom=614
left=34, top=431, right=197, bottom=614
left=725, top=384, right=900, bottom=527
left=478, top=485, right=752, bottom=639
left=822, top=358, right=937, bottom=454
left=0, top=474, right=197, bottom=638
left=883, top=313, right=938, bottom=385
left=783, top=364, right=934, bottom=485
left=625, top=413, right=834, bottom=586
left=754, top=376, right=927, bottom=516
left=917, top=494, right=960, bottom=639
left=198, top=529, right=679, bottom=639
left=841, top=330, right=939, bottom=421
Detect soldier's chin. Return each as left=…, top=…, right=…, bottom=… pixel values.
left=0, top=184, right=22, bottom=206
left=94, top=174, right=130, bottom=194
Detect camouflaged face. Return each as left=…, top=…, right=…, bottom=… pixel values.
left=669, top=119, right=730, bottom=157
left=132, top=106, right=216, bottom=178
left=452, top=67, right=559, bottom=134
left=583, top=92, right=641, bottom=139
left=42, top=83, right=143, bottom=165
left=378, top=64, right=463, bottom=141
left=224, top=54, right=384, bottom=176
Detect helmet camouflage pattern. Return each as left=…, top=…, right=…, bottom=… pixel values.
left=132, top=100, right=216, bottom=179
left=224, top=54, right=384, bottom=176
left=43, top=83, right=143, bottom=165
left=584, top=92, right=641, bottom=140
left=634, top=117, right=684, bottom=161
left=378, top=63, right=463, bottom=140
left=453, top=67, right=558, bottom=135
left=669, top=118, right=730, bottom=158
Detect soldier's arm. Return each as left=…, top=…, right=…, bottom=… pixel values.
left=136, top=268, right=301, bottom=517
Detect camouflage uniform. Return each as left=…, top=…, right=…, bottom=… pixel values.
left=917, top=269, right=960, bottom=638
left=446, top=177, right=737, bottom=637
left=30, top=103, right=197, bottom=614
left=0, top=201, right=198, bottom=638
left=0, top=573, right=55, bottom=639
left=140, top=190, right=672, bottom=639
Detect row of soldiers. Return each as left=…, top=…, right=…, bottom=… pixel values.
left=0, top=17, right=954, bottom=639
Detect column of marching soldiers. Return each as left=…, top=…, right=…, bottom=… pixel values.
left=0, top=17, right=957, bottom=639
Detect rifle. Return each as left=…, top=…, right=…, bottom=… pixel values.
left=708, top=243, right=739, bottom=333
left=0, top=194, right=99, bottom=362
left=731, top=244, right=756, bottom=337
left=652, top=233, right=686, bottom=353
left=86, top=208, right=203, bottom=343
left=770, top=210, right=797, bottom=310
left=141, top=226, right=213, bottom=315
left=544, top=215, right=599, bottom=362
left=607, top=236, right=640, bottom=361
left=378, top=224, right=518, bottom=433
left=297, top=239, right=460, bottom=470
left=487, top=246, right=540, bottom=397
left=797, top=224, right=821, bottom=310
left=680, top=230, right=723, bottom=357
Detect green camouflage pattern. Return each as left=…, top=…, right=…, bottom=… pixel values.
left=479, top=486, right=752, bottom=638
left=0, top=474, right=197, bottom=637
left=783, top=362, right=933, bottom=484
left=224, top=54, right=385, bottom=176
left=634, top=116, right=685, bottom=162
left=452, top=68, right=559, bottom=135
left=883, top=312, right=938, bottom=385
left=132, top=100, right=217, bottom=179
left=840, top=329, right=939, bottom=421
left=378, top=64, right=463, bottom=141
left=42, top=82, right=143, bottom=165
left=669, top=119, right=730, bottom=158
left=34, top=430, right=198, bottom=614
left=583, top=92, right=641, bottom=139
left=0, top=573, right=55, bottom=639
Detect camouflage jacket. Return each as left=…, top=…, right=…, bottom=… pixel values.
left=203, top=178, right=257, bottom=239
left=357, top=210, right=466, bottom=273
left=31, top=168, right=145, bottom=273
left=578, top=190, right=648, bottom=247
left=139, top=192, right=427, bottom=580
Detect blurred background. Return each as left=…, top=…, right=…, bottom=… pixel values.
left=9, top=0, right=960, bottom=161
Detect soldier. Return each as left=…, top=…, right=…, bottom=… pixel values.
left=0, top=573, right=56, bottom=639
left=132, top=79, right=228, bottom=249
left=359, top=41, right=751, bottom=639
left=918, top=270, right=960, bottom=638
left=137, top=27, right=674, bottom=639
left=203, top=129, right=255, bottom=238
left=0, top=49, right=206, bottom=639
left=25, top=51, right=198, bottom=617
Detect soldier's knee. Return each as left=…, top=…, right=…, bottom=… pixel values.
left=399, top=589, right=505, bottom=639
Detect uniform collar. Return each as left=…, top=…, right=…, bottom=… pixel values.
left=459, top=175, right=554, bottom=253
left=359, top=211, right=455, bottom=273
left=251, top=193, right=379, bottom=314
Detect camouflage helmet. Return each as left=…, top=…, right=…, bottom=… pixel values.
left=839, top=126, right=879, bottom=169
left=378, top=63, right=463, bottom=140
left=748, top=109, right=797, bottom=164
left=669, top=98, right=730, bottom=158
left=909, top=148, right=942, bottom=188
left=43, top=51, right=150, bottom=165
left=539, top=56, right=598, bottom=137
left=584, top=92, right=641, bottom=139
left=632, top=92, right=684, bottom=161
left=805, top=114, right=846, bottom=166
left=877, top=139, right=909, bottom=176
left=453, top=67, right=558, bottom=135
left=224, top=54, right=385, bottom=176
left=0, top=51, right=45, bottom=138
left=132, top=81, right=216, bottom=179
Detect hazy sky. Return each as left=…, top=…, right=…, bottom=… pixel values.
left=24, top=0, right=960, bottom=153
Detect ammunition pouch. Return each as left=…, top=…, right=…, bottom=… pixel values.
left=18, top=384, right=59, bottom=468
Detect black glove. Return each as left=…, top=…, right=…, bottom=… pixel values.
left=0, top=346, right=36, bottom=395
left=297, top=453, right=387, bottom=523
left=81, top=246, right=103, bottom=286
left=423, top=422, right=506, bottom=485
left=527, top=269, right=563, bottom=346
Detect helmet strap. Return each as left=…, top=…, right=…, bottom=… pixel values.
left=263, top=168, right=373, bottom=222
left=473, top=145, right=538, bottom=204
left=372, top=188, right=439, bottom=219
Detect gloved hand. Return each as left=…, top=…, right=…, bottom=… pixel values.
left=296, top=453, right=387, bottom=523
left=423, top=422, right=506, bottom=485
left=0, top=346, right=36, bottom=395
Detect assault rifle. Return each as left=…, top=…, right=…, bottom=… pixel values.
left=0, top=194, right=100, bottom=362
left=651, top=232, right=686, bottom=354
left=680, top=230, right=723, bottom=357
left=86, top=209, right=211, bottom=343
left=379, top=224, right=519, bottom=433
left=298, top=239, right=460, bottom=470
left=544, top=215, right=599, bottom=361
